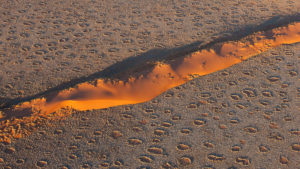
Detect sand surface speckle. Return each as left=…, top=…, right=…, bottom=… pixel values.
left=0, top=0, right=300, bottom=168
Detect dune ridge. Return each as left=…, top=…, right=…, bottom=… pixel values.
left=1, top=21, right=300, bottom=143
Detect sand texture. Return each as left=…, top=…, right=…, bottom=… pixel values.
left=0, top=0, right=300, bottom=168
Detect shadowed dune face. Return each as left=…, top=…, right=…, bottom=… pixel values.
left=0, top=21, right=300, bottom=143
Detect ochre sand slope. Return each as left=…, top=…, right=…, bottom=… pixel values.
left=0, top=21, right=300, bottom=143
left=13, top=22, right=300, bottom=112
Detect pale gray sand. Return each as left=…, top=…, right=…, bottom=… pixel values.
left=0, top=0, right=300, bottom=169
left=2, top=42, right=299, bottom=169
left=1, top=0, right=300, bottom=102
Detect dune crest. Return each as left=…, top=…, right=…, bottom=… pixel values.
left=1, top=21, right=300, bottom=143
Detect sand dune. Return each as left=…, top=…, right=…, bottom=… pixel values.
left=1, top=21, right=300, bottom=143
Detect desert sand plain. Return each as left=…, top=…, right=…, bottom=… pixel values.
left=0, top=0, right=300, bottom=168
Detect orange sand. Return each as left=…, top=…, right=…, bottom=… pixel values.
left=1, top=21, right=300, bottom=143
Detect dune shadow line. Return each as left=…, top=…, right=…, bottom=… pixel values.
left=1, top=14, right=300, bottom=109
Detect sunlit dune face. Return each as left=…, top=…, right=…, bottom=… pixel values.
left=19, top=63, right=186, bottom=114
left=1, top=22, right=300, bottom=143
